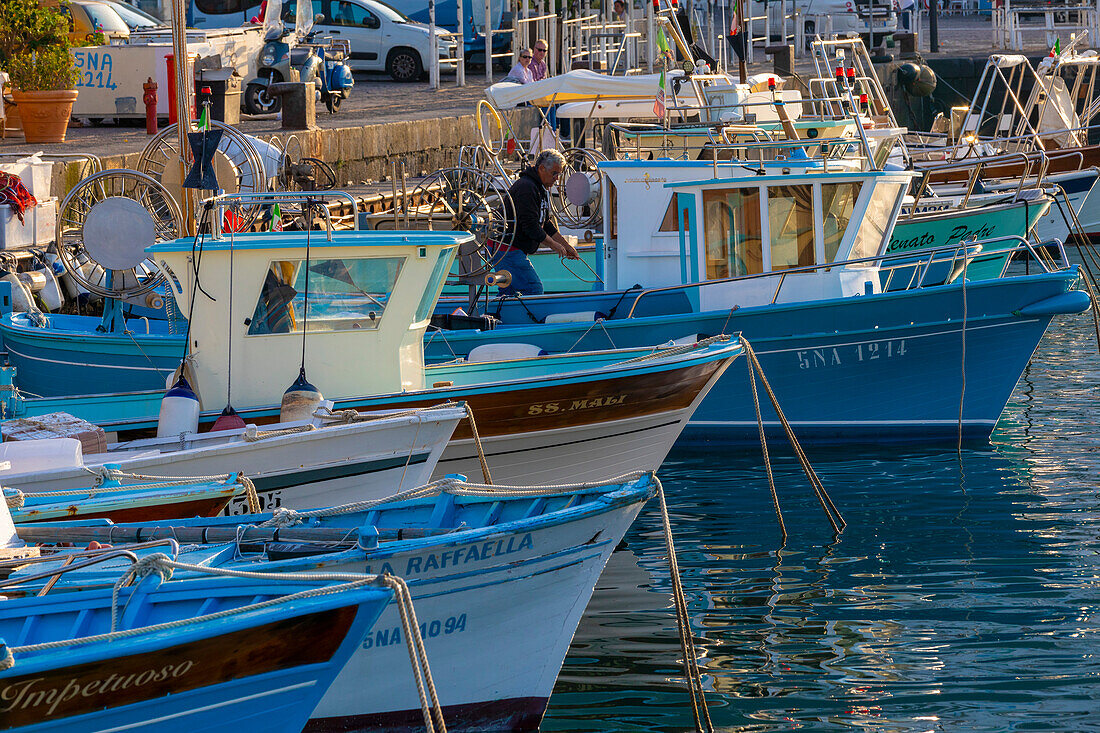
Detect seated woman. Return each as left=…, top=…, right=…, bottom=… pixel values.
left=504, top=49, right=534, bottom=84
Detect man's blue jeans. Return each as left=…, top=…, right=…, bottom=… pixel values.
left=491, top=248, right=544, bottom=296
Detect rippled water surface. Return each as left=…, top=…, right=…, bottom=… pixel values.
left=542, top=289, right=1100, bottom=731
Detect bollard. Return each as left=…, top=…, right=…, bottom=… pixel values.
left=268, top=82, right=317, bottom=130
left=165, top=53, right=177, bottom=124
left=765, top=44, right=794, bottom=81
left=143, top=77, right=158, bottom=135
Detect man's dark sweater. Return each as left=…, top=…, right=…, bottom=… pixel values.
left=505, top=166, right=559, bottom=255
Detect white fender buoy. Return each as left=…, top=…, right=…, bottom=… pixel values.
left=280, top=368, right=323, bottom=423
left=37, top=264, right=64, bottom=312
left=467, top=343, right=548, bottom=363
left=1, top=272, right=34, bottom=313
left=211, top=404, right=247, bottom=432
left=157, top=374, right=200, bottom=438
left=542, top=311, right=607, bottom=324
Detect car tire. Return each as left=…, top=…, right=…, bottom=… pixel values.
left=387, top=47, right=423, bottom=83
left=245, top=78, right=281, bottom=114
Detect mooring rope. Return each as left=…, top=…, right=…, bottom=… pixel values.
left=80, top=468, right=260, bottom=514
left=653, top=476, right=714, bottom=733
left=737, top=337, right=845, bottom=535
left=3, top=488, right=23, bottom=509
left=745, top=351, right=787, bottom=542
left=611, top=335, right=730, bottom=366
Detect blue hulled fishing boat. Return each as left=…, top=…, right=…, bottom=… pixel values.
left=5, top=473, right=658, bottom=732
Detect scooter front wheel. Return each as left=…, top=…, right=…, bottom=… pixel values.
left=325, top=94, right=343, bottom=114
left=245, top=83, right=281, bottom=115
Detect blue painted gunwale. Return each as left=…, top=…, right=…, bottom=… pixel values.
left=0, top=575, right=391, bottom=733
left=422, top=269, right=1089, bottom=443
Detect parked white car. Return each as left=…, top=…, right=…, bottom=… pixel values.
left=284, top=0, right=456, bottom=81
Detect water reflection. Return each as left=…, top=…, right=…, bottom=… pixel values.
left=543, top=307, right=1100, bottom=732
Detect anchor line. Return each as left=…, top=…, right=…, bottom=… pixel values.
left=746, top=347, right=786, bottom=542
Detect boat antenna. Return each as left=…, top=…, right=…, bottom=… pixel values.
left=300, top=196, right=313, bottom=371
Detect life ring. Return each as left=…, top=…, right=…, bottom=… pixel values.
left=477, top=100, right=507, bottom=157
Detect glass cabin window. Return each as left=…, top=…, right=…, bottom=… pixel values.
left=413, top=247, right=456, bottom=324
left=248, top=257, right=405, bottom=335
left=850, top=182, right=903, bottom=265
left=658, top=193, right=682, bottom=232
left=820, top=182, right=862, bottom=262
left=702, top=188, right=763, bottom=278
left=768, top=185, right=815, bottom=271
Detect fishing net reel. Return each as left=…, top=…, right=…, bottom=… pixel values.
left=405, top=167, right=515, bottom=284
left=552, top=147, right=606, bottom=232
left=55, top=170, right=183, bottom=299
left=272, top=134, right=338, bottom=192
left=137, top=121, right=269, bottom=229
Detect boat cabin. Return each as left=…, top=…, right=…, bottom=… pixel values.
left=147, top=229, right=468, bottom=412
left=598, top=157, right=914, bottom=310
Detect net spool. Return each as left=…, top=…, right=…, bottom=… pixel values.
left=157, top=374, right=200, bottom=438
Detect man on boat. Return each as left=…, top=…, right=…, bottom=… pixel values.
left=494, top=149, right=579, bottom=296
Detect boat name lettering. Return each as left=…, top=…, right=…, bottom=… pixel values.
left=528, top=395, right=628, bottom=415
left=623, top=174, right=667, bottom=190
left=398, top=533, right=534, bottom=574
left=362, top=613, right=467, bottom=649
left=889, top=223, right=996, bottom=252
left=797, top=339, right=907, bottom=369
left=227, top=490, right=284, bottom=516
left=0, top=660, right=195, bottom=716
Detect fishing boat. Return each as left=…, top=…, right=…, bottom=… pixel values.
left=2, top=473, right=245, bottom=523
left=420, top=143, right=1091, bottom=443
left=0, top=404, right=465, bottom=514
left=0, top=563, right=394, bottom=732
left=0, top=214, right=741, bottom=484
left=5, top=473, right=658, bottom=732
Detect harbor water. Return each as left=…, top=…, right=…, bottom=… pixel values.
left=544, top=273, right=1100, bottom=731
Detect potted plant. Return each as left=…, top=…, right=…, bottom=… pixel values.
left=0, top=0, right=80, bottom=143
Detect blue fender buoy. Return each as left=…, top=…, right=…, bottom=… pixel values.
left=156, top=374, right=200, bottom=438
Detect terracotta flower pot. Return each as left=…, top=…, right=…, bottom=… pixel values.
left=11, top=89, right=78, bottom=143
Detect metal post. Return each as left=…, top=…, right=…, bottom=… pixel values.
left=429, top=0, right=439, bottom=88
left=930, top=0, right=939, bottom=52
left=457, top=0, right=466, bottom=85
left=647, top=0, right=656, bottom=71
left=485, top=0, right=493, bottom=80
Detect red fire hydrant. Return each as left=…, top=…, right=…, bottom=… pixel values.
left=143, top=77, right=158, bottom=135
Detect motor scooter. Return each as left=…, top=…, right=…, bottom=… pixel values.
left=244, top=0, right=353, bottom=115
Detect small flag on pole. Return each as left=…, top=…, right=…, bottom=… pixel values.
left=1053, top=37, right=1062, bottom=55
left=654, top=70, right=667, bottom=118
left=656, top=27, right=673, bottom=62
left=270, top=203, right=283, bottom=232
left=730, top=0, right=741, bottom=35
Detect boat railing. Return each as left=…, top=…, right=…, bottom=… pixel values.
left=204, top=191, right=361, bottom=240
left=935, top=124, right=1100, bottom=156
left=0, top=539, right=181, bottom=594
left=605, top=120, right=874, bottom=175
left=908, top=151, right=1047, bottom=214
left=622, top=237, right=1070, bottom=319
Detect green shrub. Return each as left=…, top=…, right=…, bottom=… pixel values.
left=7, top=47, right=80, bottom=92
left=0, top=0, right=72, bottom=67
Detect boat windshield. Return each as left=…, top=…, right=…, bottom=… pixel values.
left=248, top=257, right=405, bottom=335
left=702, top=187, right=762, bottom=278
left=850, top=181, right=904, bottom=265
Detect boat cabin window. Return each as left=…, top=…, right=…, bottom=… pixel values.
left=820, top=182, right=862, bottom=262
left=247, top=257, right=405, bottom=335
left=768, top=185, right=815, bottom=270
left=658, top=194, right=683, bottom=232
left=414, top=247, right=457, bottom=324
left=702, top=188, right=763, bottom=278
left=850, top=182, right=903, bottom=265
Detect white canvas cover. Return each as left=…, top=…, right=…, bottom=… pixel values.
left=1026, top=74, right=1082, bottom=147
left=485, top=69, right=687, bottom=109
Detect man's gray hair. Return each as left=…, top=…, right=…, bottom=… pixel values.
left=535, top=149, right=566, bottom=171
